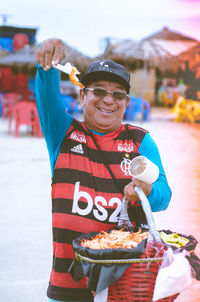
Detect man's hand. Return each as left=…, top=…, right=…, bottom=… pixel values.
left=124, top=179, right=152, bottom=204
left=36, top=38, right=66, bottom=71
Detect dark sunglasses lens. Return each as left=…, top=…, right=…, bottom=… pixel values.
left=113, top=91, right=127, bottom=100
left=93, top=88, right=107, bottom=97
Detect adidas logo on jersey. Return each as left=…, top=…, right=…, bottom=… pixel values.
left=71, top=144, right=84, bottom=154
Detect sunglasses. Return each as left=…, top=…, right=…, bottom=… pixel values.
left=83, top=87, right=128, bottom=101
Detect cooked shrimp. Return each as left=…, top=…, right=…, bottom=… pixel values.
left=69, top=66, right=85, bottom=88
left=53, top=62, right=84, bottom=88
left=81, top=229, right=149, bottom=249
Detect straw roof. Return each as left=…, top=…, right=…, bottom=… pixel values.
left=0, top=45, right=37, bottom=67
left=103, top=27, right=199, bottom=72
left=144, top=26, right=198, bottom=42
left=0, top=43, right=92, bottom=73
left=144, top=28, right=200, bottom=76
left=103, top=38, right=176, bottom=72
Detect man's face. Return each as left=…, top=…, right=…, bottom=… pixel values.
left=80, top=80, right=129, bottom=133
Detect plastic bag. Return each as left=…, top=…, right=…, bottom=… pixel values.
left=94, top=287, right=108, bottom=302
left=152, top=247, right=193, bottom=301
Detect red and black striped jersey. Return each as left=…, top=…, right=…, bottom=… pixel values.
left=47, top=119, right=148, bottom=301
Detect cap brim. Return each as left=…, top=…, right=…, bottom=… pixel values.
left=80, top=71, right=130, bottom=93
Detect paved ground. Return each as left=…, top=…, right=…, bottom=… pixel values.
left=0, top=108, right=200, bottom=301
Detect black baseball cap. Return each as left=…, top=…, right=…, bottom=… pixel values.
left=80, top=60, right=130, bottom=93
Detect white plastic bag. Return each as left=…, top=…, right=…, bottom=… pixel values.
left=152, top=247, right=193, bottom=301
left=94, top=287, right=108, bottom=302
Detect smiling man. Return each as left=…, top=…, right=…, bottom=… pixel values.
left=36, top=39, right=172, bottom=302
left=80, top=80, right=129, bottom=133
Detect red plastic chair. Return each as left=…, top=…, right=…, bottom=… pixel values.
left=2, top=92, right=21, bottom=133
left=13, top=101, right=42, bottom=137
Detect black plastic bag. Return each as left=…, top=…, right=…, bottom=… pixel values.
left=186, top=253, right=200, bottom=280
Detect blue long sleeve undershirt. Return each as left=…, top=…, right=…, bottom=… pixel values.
left=35, top=65, right=171, bottom=212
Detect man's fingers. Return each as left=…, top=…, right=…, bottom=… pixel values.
left=124, top=181, right=136, bottom=199
left=133, top=179, right=142, bottom=187
left=36, top=39, right=65, bottom=70
left=42, top=42, right=55, bottom=70
left=44, top=47, right=55, bottom=69
left=52, top=40, right=65, bottom=65
left=36, top=43, right=50, bottom=69
left=133, top=179, right=152, bottom=196
left=127, top=183, right=135, bottom=195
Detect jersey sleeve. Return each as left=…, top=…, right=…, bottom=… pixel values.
left=138, top=132, right=172, bottom=212
left=35, top=64, right=73, bottom=176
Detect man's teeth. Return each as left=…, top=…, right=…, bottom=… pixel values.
left=100, top=108, right=113, bottom=113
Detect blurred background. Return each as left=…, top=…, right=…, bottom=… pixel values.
left=1, top=0, right=200, bottom=121
left=0, top=1, right=200, bottom=301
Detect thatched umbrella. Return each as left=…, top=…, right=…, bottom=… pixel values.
left=103, top=27, right=198, bottom=72
left=0, top=45, right=37, bottom=68
left=104, top=38, right=176, bottom=72
left=0, top=43, right=92, bottom=73
left=103, top=37, right=177, bottom=98
left=143, top=27, right=199, bottom=72
left=144, top=26, right=197, bottom=42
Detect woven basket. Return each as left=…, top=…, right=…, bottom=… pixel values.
left=107, top=256, right=179, bottom=302
left=76, top=245, right=179, bottom=301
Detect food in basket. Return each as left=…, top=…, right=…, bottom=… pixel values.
left=81, top=228, right=149, bottom=249
left=159, top=231, right=190, bottom=248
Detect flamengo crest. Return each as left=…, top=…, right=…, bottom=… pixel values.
left=120, top=157, right=131, bottom=176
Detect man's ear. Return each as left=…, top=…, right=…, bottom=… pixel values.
left=125, top=96, right=130, bottom=108
left=79, top=89, right=85, bottom=106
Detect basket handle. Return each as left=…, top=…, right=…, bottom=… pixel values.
left=118, top=187, right=162, bottom=245
left=118, top=197, right=133, bottom=230
left=134, top=186, right=162, bottom=245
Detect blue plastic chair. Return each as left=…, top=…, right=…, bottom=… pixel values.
left=125, top=97, right=150, bottom=121
left=143, top=100, right=150, bottom=121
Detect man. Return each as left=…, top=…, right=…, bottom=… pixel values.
left=36, top=39, right=171, bottom=302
